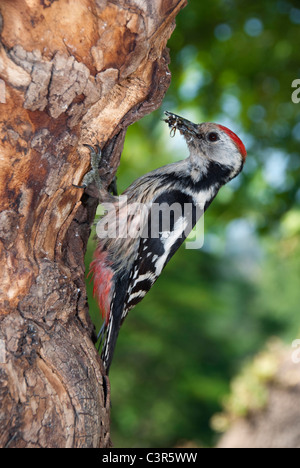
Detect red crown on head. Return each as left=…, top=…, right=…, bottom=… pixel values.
left=217, top=125, right=247, bottom=161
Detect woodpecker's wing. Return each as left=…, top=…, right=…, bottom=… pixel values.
left=101, top=189, right=202, bottom=372
left=123, top=189, right=201, bottom=317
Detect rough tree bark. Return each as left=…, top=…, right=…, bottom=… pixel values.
left=0, top=0, right=187, bottom=448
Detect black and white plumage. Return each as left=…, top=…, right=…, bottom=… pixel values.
left=90, top=112, right=247, bottom=373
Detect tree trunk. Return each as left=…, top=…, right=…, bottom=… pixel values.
left=0, top=0, right=187, bottom=448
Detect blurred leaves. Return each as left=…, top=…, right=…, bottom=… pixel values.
left=86, top=0, right=300, bottom=448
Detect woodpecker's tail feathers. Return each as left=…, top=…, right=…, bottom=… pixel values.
left=90, top=247, right=118, bottom=371
left=100, top=315, right=118, bottom=373
left=96, top=322, right=107, bottom=351
left=99, top=273, right=129, bottom=373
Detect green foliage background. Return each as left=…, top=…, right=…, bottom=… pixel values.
left=86, top=0, right=300, bottom=448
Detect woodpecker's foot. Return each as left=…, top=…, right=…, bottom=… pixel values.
left=82, top=144, right=103, bottom=190
left=73, top=144, right=103, bottom=190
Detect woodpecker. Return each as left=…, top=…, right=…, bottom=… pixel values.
left=87, top=112, right=247, bottom=373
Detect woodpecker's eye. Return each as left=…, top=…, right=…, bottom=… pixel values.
left=208, top=132, right=219, bottom=142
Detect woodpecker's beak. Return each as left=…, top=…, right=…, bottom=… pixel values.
left=164, top=111, right=198, bottom=139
